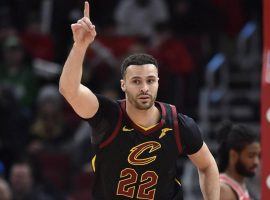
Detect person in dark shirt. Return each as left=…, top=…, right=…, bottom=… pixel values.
left=59, top=1, right=220, bottom=199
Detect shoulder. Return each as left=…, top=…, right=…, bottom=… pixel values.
left=157, top=102, right=200, bottom=133
left=178, top=113, right=198, bottom=129
left=86, top=95, right=122, bottom=144
left=220, top=182, right=238, bottom=200
left=87, top=94, right=121, bottom=125
left=95, top=94, right=121, bottom=113
left=177, top=113, right=203, bottom=155
left=96, top=94, right=119, bottom=106
left=177, top=113, right=202, bottom=139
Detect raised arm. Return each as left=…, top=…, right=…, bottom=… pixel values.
left=188, top=142, right=220, bottom=200
left=59, top=1, right=98, bottom=119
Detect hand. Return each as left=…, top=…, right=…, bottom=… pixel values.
left=71, top=1, right=96, bottom=49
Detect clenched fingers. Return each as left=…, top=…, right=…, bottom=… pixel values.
left=71, top=23, right=82, bottom=32
left=78, top=17, right=95, bottom=31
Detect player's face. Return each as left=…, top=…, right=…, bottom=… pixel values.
left=121, top=64, right=159, bottom=110
left=235, top=142, right=261, bottom=177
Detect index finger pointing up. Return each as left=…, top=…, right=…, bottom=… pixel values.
left=84, top=1, right=90, bottom=18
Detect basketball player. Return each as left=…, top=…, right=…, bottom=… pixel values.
left=59, top=2, right=220, bottom=199
left=217, top=122, right=261, bottom=200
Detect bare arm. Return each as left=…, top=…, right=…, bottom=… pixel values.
left=59, top=1, right=98, bottom=118
left=188, top=142, right=220, bottom=200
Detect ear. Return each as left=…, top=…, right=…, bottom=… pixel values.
left=120, top=79, right=126, bottom=92
left=229, top=149, right=239, bottom=164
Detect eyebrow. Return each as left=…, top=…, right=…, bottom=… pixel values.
left=130, top=75, right=158, bottom=79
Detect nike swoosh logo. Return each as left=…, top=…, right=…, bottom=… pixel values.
left=159, top=128, right=172, bottom=139
left=122, top=126, right=134, bottom=132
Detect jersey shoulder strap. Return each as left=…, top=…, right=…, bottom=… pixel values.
left=220, top=174, right=250, bottom=199
left=170, top=104, right=183, bottom=155
left=160, top=102, right=183, bottom=155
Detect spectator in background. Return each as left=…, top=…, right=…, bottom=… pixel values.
left=168, top=0, right=221, bottom=36
left=148, top=22, right=195, bottom=113
left=9, top=160, right=62, bottom=200
left=167, top=0, right=222, bottom=57
left=210, top=0, right=246, bottom=38
left=114, top=0, right=169, bottom=37
left=217, top=121, right=261, bottom=200
left=90, top=0, right=119, bottom=30
left=0, top=84, right=29, bottom=175
left=9, top=161, right=34, bottom=200
left=0, top=35, right=39, bottom=108
left=28, top=85, right=74, bottom=154
left=0, top=177, right=12, bottom=200
left=20, top=13, right=55, bottom=61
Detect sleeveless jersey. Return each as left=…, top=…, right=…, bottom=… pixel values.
left=220, top=173, right=251, bottom=200
left=91, top=100, right=183, bottom=200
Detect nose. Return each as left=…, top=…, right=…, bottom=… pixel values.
left=140, top=82, right=149, bottom=93
left=254, top=156, right=260, bottom=165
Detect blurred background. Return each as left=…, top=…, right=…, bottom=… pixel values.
left=0, top=0, right=263, bottom=199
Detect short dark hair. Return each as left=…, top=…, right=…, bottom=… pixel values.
left=216, top=121, right=259, bottom=172
left=120, top=53, right=158, bottom=78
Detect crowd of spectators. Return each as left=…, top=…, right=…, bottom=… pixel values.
left=0, top=0, right=261, bottom=199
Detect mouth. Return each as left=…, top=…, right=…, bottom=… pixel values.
left=138, top=95, right=151, bottom=100
left=249, top=166, right=258, bottom=172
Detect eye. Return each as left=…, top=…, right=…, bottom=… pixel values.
left=248, top=154, right=254, bottom=159
left=132, top=79, right=140, bottom=85
left=248, top=153, right=258, bottom=159
left=147, top=79, right=155, bottom=84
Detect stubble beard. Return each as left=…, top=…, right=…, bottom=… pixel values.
left=235, top=159, right=256, bottom=178
left=126, top=91, right=157, bottom=110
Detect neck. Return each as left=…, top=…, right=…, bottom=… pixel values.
left=125, top=101, right=160, bottom=127
left=225, top=167, right=245, bottom=185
